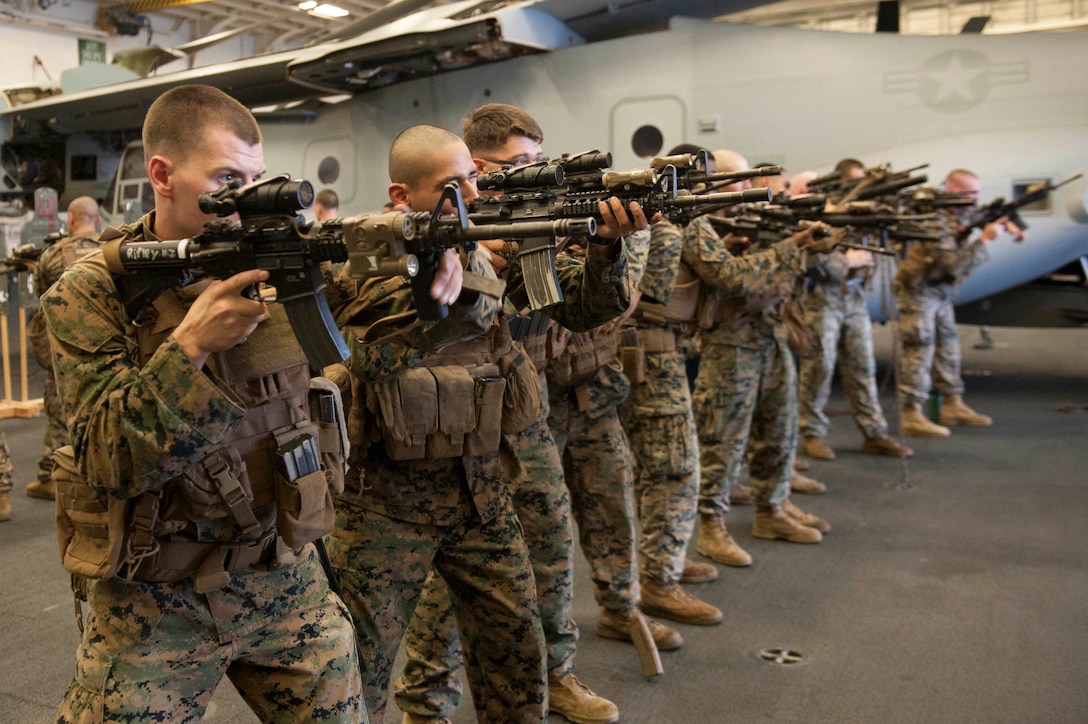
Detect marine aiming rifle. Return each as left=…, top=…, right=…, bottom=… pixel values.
left=471, top=152, right=770, bottom=308
left=956, top=173, right=1083, bottom=241
left=102, top=174, right=352, bottom=369
left=648, top=150, right=785, bottom=193
left=102, top=176, right=594, bottom=368
left=336, top=181, right=595, bottom=321
left=0, top=232, right=61, bottom=275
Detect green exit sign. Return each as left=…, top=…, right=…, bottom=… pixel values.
left=79, top=38, right=106, bottom=65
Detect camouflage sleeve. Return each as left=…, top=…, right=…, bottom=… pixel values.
left=40, top=256, right=246, bottom=500
left=33, top=242, right=68, bottom=298
left=681, top=216, right=800, bottom=298
left=334, top=249, right=500, bottom=382
left=808, top=248, right=850, bottom=284
left=624, top=229, right=651, bottom=285
left=635, top=220, right=683, bottom=305
left=541, top=240, right=631, bottom=332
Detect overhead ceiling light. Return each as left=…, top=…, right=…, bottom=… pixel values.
left=297, top=1, right=317, bottom=9
left=312, top=4, right=350, bottom=18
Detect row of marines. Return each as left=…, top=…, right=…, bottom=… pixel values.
left=25, top=84, right=1013, bottom=724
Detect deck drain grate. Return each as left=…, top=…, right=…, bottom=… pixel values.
left=758, top=647, right=805, bottom=665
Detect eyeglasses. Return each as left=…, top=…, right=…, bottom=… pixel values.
left=480, top=154, right=549, bottom=168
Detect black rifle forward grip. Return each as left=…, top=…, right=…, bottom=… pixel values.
left=411, top=251, right=447, bottom=322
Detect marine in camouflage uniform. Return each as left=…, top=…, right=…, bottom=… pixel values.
left=689, top=215, right=830, bottom=547
left=28, top=206, right=101, bottom=498
left=44, top=215, right=364, bottom=723
left=546, top=283, right=687, bottom=668
left=325, top=125, right=634, bottom=724
left=618, top=220, right=725, bottom=624
left=798, top=238, right=912, bottom=459
left=42, top=86, right=363, bottom=723
left=895, top=190, right=992, bottom=437
left=546, top=326, right=638, bottom=612
left=393, top=319, right=576, bottom=720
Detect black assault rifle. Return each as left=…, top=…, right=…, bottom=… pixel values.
left=759, top=201, right=940, bottom=251
left=472, top=152, right=770, bottom=308
left=336, top=182, right=595, bottom=321
left=1, top=232, right=61, bottom=275
left=103, top=177, right=594, bottom=368
left=957, top=173, right=1083, bottom=242
left=810, top=163, right=929, bottom=205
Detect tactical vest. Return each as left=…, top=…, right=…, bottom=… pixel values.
left=54, top=251, right=345, bottom=591
left=29, top=234, right=102, bottom=369
left=634, top=259, right=703, bottom=330
left=365, top=316, right=540, bottom=461
left=547, top=328, right=619, bottom=391
left=509, top=309, right=570, bottom=372
left=698, top=288, right=783, bottom=329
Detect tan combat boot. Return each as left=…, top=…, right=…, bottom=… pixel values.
left=697, top=513, right=753, bottom=567
left=402, top=714, right=452, bottom=724
left=862, top=433, right=914, bottom=458
left=752, top=503, right=823, bottom=543
left=26, top=479, right=56, bottom=500
left=547, top=672, right=619, bottom=724
left=783, top=499, right=831, bottom=533
left=639, top=578, right=723, bottom=625
left=790, top=471, right=827, bottom=495
left=801, top=435, right=836, bottom=460
left=901, top=402, right=951, bottom=438
left=940, top=395, right=993, bottom=427
left=728, top=483, right=754, bottom=506
left=794, top=456, right=810, bottom=471
left=0, top=492, right=11, bottom=522
left=680, top=558, right=719, bottom=583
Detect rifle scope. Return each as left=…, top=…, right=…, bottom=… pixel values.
left=199, top=174, right=315, bottom=218
left=557, top=150, right=612, bottom=176
left=477, top=162, right=565, bottom=191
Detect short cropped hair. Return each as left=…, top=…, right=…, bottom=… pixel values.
left=461, top=103, right=543, bottom=155
left=143, top=85, right=261, bottom=167
left=667, top=143, right=710, bottom=156
left=315, top=188, right=339, bottom=210
left=945, top=168, right=978, bottom=183
left=389, top=124, right=463, bottom=187
left=834, top=158, right=865, bottom=176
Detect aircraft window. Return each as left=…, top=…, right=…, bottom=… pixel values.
left=122, top=148, right=145, bottom=178
left=70, top=155, right=97, bottom=182
left=631, top=125, right=664, bottom=158
left=1011, top=179, right=1052, bottom=214
left=318, top=156, right=340, bottom=185
left=122, top=184, right=138, bottom=202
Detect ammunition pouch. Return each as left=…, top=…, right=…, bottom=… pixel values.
left=273, top=421, right=335, bottom=549
left=53, top=445, right=130, bottom=580
left=499, top=346, right=541, bottom=434
left=517, top=315, right=570, bottom=371
left=619, top=326, right=680, bottom=384
left=619, top=328, right=646, bottom=385
left=372, top=364, right=509, bottom=460
left=369, top=318, right=541, bottom=460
